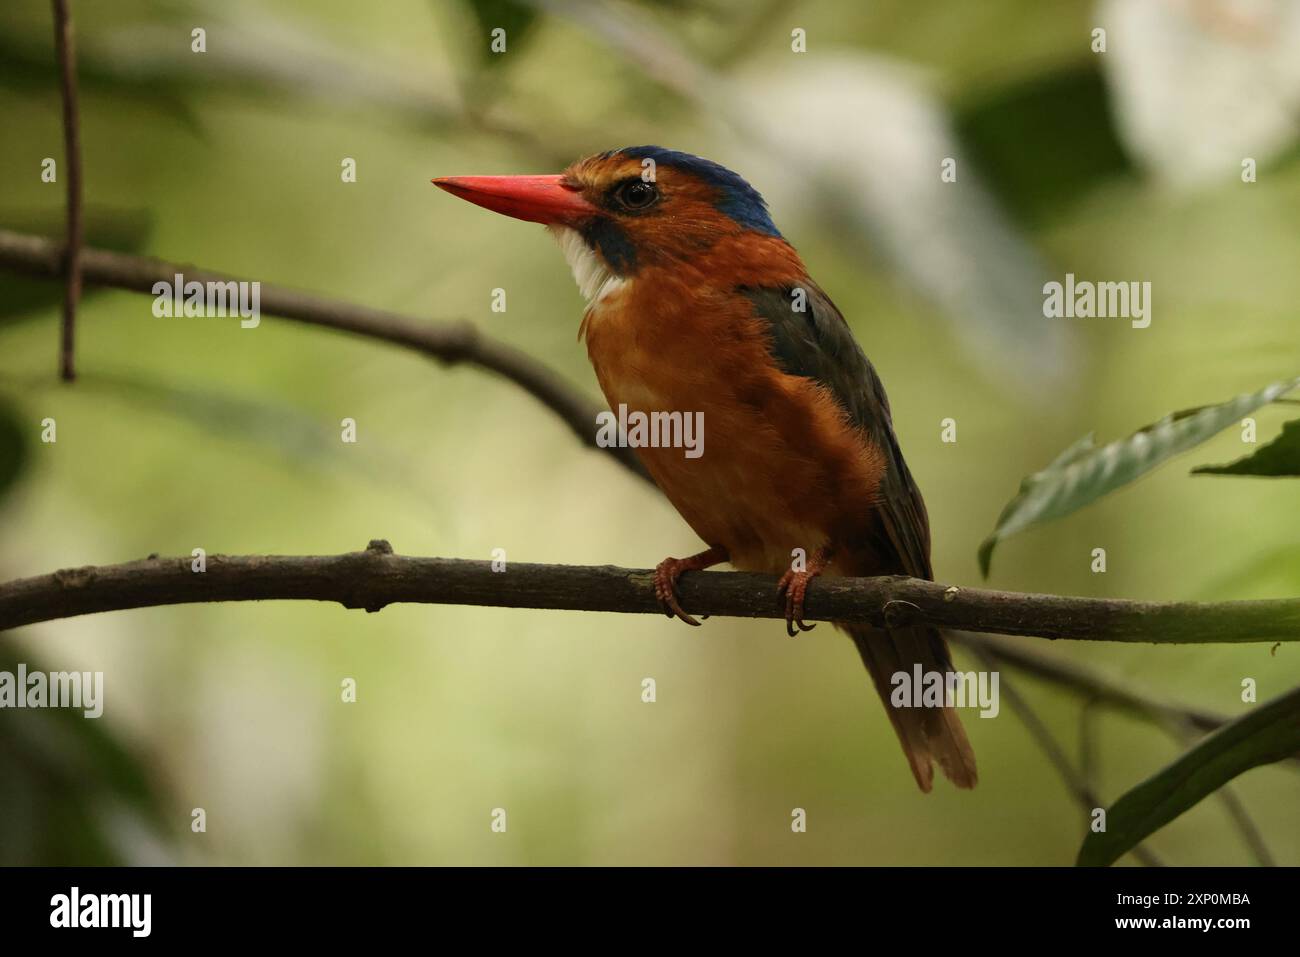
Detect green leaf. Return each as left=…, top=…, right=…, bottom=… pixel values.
left=0, top=640, right=174, bottom=864
left=979, top=376, right=1300, bottom=576
left=1192, top=418, right=1300, bottom=477
left=1076, top=686, right=1300, bottom=867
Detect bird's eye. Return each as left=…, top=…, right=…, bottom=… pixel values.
left=614, top=180, right=659, bottom=211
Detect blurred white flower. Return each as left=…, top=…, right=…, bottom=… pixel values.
left=732, top=54, right=1073, bottom=396
left=1099, top=0, right=1300, bottom=186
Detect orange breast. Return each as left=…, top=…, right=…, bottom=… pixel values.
left=583, top=266, right=884, bottom=575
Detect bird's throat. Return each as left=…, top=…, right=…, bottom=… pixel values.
left=548, top=225, right=629, bottom=308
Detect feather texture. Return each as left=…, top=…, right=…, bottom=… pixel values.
left=563, top=150, right=976, bottom=790
left=442, top=146, right=978, bottom=791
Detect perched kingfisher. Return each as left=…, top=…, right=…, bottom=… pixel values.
left=434, top=147, right=977, bottom=791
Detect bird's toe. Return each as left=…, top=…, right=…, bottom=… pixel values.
left=654, top=558, right=702, bottom=627
left=777, top=570, right=819, bottom=637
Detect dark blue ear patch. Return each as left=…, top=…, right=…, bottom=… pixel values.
left=612, top=146, right=783, bottom=238
left=581, top=218, right=638, bottom=274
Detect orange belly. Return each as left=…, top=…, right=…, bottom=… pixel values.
left=584, top=282, right=884, bottom=575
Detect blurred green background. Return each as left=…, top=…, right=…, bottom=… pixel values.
left=1, top=0, right=1297, bottom=865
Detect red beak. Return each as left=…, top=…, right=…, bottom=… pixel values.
left=432, top=174, right=597, bottom=227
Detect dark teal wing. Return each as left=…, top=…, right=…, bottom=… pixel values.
left=739, top=281, right=934, bottom=580
left=742, top=282, right=976, bottom=788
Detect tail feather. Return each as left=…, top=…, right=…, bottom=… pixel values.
left=845, top=623, right=978, bottom=792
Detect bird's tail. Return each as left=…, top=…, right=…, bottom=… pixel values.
left=843, top=622, right=978, bottom=792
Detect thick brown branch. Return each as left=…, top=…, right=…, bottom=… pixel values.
left=0, top=228, right=649, bottom=482
left=2, top=547, right=1299, bottom=640
left=51, top=0, right=83, bottom=381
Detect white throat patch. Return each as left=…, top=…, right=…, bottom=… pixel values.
left=548, top=225, right=627, bottom=305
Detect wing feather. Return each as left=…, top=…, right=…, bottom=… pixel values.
left=741, top=282, right=976, bottom=789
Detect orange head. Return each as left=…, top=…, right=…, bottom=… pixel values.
left=434, top=146, right=786, bottom=283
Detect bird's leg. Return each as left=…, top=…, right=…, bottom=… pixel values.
left=653, top=544, right=729, bottom=627
left=776, top=544, right=833, bottom=637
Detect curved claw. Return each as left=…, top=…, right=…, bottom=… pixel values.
left=654, top=559, right=702, bottom=627
left=782, top=605, right=817, bottom=636
left=776, top=568, right=820, bottom=638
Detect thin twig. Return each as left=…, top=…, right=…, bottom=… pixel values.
left=953, top=632, right=1234, bottom=734
left=2, top=548, right=1300, bottom=640
left=51, top=0, right=83, bottom=381
left=0, top=228, right=649, bottom=482
left=969, top=636, right=1288, bottom=864
left=967, top=644, right=1163, bottom=866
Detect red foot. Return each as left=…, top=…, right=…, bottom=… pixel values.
left=654, top=546, right=727, bottom=626
left=776, top=568, right=821, bottom=637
